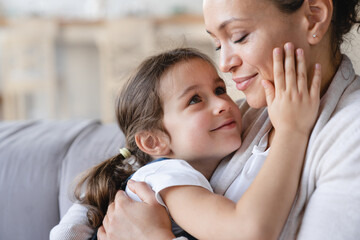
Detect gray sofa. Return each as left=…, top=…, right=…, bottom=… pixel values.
left=0, top=119, right=125, bottom=240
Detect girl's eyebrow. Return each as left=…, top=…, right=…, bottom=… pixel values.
left=178, top=85, right=199, bottom=100
left=178, top=77, right=224, bottom=100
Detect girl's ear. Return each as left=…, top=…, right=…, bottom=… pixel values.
left=135, top=130, right=171, bottom=157
left=304, top=0, right=333, bottom=45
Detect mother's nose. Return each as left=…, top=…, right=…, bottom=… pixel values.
left=219, top=45, right=242, bottom=73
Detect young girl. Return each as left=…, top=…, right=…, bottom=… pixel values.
left=50, top=47, right=321, bottom=240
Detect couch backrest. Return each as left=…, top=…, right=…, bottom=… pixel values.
left=0, top=120, right=124, bottom=240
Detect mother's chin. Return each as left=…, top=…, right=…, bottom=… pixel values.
left=246, top=97, right=267, bottom=109
left=240, top=85, right=268, bottom=109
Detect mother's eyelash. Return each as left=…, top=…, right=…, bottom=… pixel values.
left=234, top=34, right=248, bottom=43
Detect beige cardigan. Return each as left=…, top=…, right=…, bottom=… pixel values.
left=210, top=55, right=360, bottom=239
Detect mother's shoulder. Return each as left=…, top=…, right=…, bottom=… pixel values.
left=339, top=74, right=360, bottom=102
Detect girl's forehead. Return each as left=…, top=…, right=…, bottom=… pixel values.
left=164, top=58, right=215, bottom=80
left=159, top=58, right=219, bottom=95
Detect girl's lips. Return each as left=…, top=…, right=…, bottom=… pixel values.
left=233, top=73, right=258, bottom=91
left=211, top=119, right=236, bottom=131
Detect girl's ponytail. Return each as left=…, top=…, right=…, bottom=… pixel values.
left=74, top=149, right=136, bottom=228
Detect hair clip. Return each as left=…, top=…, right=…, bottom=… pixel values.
left=119, top=148, right=131, bottom=158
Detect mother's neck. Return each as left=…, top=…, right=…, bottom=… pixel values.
left=310, top=38, right=343, bottom=97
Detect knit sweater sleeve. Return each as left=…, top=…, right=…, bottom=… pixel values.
left=49, top=203, right=94, bottom=240
left=296, top=97, right=360, bottom=239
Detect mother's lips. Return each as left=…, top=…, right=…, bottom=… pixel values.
left=233, top=73, right=258, bottom=83
left=232, top=73, right=258, bottom=91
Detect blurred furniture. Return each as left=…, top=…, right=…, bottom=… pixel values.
left=0, top=16, right=240, bottom=122
left=96, top=17, right=155, bottom=122
left=95, top=15, right=215, bottom=122
left=154, top=14, right=214, bottom=54
left=0, top=119, right=124, bottom=240
left=0, top=18, right=58, bottom=120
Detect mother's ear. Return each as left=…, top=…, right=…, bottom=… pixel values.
left=304, top=0, right=333, bottom=45
left=135, top=130, right=171, bottom=157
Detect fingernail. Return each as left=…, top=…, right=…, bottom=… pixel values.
left=296, top=48, right=303, bottom=56
left=261, top=80, right=268, bottom=88
left=128, top=179, right=135, bottom=185
left=274, top=48, right=281, bottom=55
left=315, top=63, right=321, bottom=69
left=285, top=42, right=292, bottom=50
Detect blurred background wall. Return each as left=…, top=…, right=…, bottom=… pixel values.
left=0, top=0, right=359, bottom=122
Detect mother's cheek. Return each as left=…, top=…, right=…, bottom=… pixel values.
left=243, top=84, right=268, bottom=108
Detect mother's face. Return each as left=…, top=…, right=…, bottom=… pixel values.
left=203, top=0, right=309, bottom=108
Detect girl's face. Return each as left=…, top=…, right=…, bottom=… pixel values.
left=159, top=58, right=242, bottom=166
left=203, top=0, right=309, bottom=108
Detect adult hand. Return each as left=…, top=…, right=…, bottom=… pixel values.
left=97, top=180, right=174, bottom=240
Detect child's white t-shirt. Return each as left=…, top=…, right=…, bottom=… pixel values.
left=125, top=159, right=213, bottom=208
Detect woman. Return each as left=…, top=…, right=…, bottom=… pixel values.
left=98, top=0, right=360, bottom=239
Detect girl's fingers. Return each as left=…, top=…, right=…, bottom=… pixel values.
left=262, top=80, right=275, bottom=107
left=284, top=42, right=297, bottom=92
left=296, top=48, right=308, bottom=94
left=310, top=63, right=322, bottom=99
left=273, top=47, right=285, bottom=94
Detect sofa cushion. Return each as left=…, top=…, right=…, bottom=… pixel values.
left=59, top=122, right=124, bottom=217
left=0, top=120, right=123, bottom=240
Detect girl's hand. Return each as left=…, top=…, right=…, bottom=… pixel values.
left=262, top=42, right=321, bottom=136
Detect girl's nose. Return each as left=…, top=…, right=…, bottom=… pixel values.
left=219, top=45, right=242, bottom=73
left=213, top=97, right=231, bottom=115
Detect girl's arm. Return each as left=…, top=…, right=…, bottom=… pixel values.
left=161, top=43, right=321, bottom=240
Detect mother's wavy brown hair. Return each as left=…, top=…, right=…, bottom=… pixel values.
left=73, top=47, right=215, bottom=228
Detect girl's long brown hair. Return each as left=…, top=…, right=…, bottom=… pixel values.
left=74, top=47, right=215, bottom=228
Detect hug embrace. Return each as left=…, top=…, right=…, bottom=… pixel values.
left=51, top=0, right=360, bottom=239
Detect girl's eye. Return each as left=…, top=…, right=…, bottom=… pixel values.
left=189, top=95, right=202, bottom=105
left=215, top=86, right=226, bottom=95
